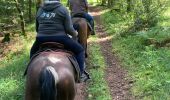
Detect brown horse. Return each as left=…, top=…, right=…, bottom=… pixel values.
left=25, top=43, right=79, bottom=100
left=72, top=18, right=91, bottom=57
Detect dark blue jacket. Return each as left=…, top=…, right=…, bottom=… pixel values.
left=36, top=2, right=77, bottom=37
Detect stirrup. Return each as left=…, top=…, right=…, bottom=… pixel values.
left=80, top=70, right=91, bottom=82
left=91, top=30, right=95, bottom=35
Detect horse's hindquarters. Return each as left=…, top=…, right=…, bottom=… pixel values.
left=72, top=18, right=90, bottom=57
left=25, top=52, right=76, bottom=100
left=56, top=69, right=76, bottom=100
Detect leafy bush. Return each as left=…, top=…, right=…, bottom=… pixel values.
left=133, top=0, right=169, bottom=30
left=102, top=4, right=170, bottom=99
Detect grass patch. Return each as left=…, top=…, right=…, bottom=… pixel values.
left=0, top=23, right=34, bottom=100
left=0, top=54, right=28, bottom=100
left=0, top=46, right=30, bottom=100
left=87, top=36, right=112, bottom=100
left=101, top=6, right=170, bottom=100
left=101, top=9, right=133, bottom=36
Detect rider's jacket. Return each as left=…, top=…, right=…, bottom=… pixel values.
left=68, top=0, right=88, bottom=16
left=36, top=1, right=77, bottom=37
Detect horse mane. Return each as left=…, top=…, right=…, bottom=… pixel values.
left=39, top=66, right=59, bottom=100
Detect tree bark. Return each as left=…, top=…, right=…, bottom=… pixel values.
left=29, top=0, right=32, bottom=22
left=14, top=0, right=26, bottom=36
left=2, top=33, right=10, bottom=43
left=36, top=0, right=42, bottom=12
left=101, top=0, right=106, bottom=6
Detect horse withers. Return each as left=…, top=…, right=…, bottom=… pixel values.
left=25, top=42, right=80, bottom=100
left=72, top=17, right=91, bottom=58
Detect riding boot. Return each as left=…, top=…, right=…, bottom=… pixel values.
left=75, top=51, right=85, bottom=74
left=75, top=51, right=90, bottom=82
left=89, top=20, right=95, bottom=35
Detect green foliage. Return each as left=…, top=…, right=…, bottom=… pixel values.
left=0, top=54, right=27, bottom=100
left=0, top=46, right=30, bottom=100
left=101, top=9, right=133, bottom=36
left=0, top=0, right=17, bottom=25
left=0, top=0, right=36, bottom=37
left=0, top=23, right=34, bottom=100
left=132, top=0, right=169, bottom=30
left=99, top=0, right=170, bottom=32
left=102, top=5, right=170, bottom=99
left=113, top=34, right=170, bottom=99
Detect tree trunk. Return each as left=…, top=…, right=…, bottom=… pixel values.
left=108, top=0, right=114, bottom=7
left=101, top=0, right=106, bottom=6
left=2, top=33, right=10, bottom=43
left=28, top=0, right=32, bottom=22
left=14, top=0, right=26, bottom=36
left=36, top=0, right=42, bottom=12
left=107, top=0, right=111, bottom=7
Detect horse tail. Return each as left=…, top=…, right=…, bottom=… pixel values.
left=39, top=66, right=59, bottom=100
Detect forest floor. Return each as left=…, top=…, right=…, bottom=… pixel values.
left=75, top=6, right=134, bottom=100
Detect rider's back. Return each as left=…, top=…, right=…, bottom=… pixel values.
left=36, top=1, right=76, bottom=37
left=69, top=0, right=88, bottom=16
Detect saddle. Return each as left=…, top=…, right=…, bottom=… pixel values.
left=72, top=13, right=93, bottom=32
left=39, top=42, right=65, bottom=50
left=24, top=42, right=80, bottom=82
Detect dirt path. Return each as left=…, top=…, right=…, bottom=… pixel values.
left=89, top=6, right=134, bottom=100
left=74, top=5, right=134, bottom=100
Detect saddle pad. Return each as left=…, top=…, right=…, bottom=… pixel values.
left=24, top=50, right=80, bottom=82
left=67, top=56, right=81, bottom=83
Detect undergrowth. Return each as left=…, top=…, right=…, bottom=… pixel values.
left=102, top=7, right=170, bottom=100
left=0, top=23, right=35, bottom=100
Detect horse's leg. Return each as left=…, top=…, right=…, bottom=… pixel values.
left=85, top=24, right=91, bottom=58
left=78, top=21, right=88, bottom=57
left=25, top=64, right=41, bottom=100
left=25, top=76, right=39, bottom=100
left=57, top=69, right=76, bottom=100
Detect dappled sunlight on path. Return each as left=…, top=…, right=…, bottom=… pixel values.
left=88, top=35, right=113, bottom=43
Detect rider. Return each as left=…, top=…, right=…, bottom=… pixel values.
left=30, top=0, right=89, bottom=82
left=68, top=0, right=95, bottom=35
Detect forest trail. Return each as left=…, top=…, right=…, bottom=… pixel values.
left=89, top=6, right=134, bottom=100
left=75, top=6, right=134, bottom=100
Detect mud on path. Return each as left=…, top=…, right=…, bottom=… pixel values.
left=75, top=6, right=134, bottom=100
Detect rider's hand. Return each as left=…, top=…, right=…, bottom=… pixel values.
left=75, top=31, right=78, bottom=36
left=67, top=34, right=72, bottom=38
